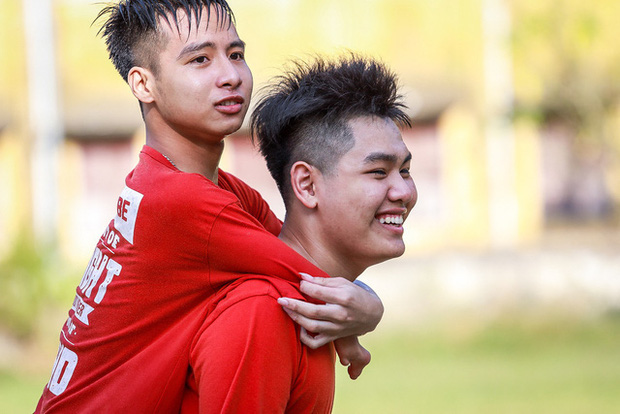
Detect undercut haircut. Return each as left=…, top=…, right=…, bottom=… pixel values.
left=95, top=0, right=235, bottom=81
left=251, top=53, right=411, bottom=205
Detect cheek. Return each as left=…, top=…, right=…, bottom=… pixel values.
left=361, top=186, right=388, bottom=210
left=160, top=78, right=195, bottom=103
left=350, top=195, right=384, bottom=225
left=185, top=76, right=208, bottom=95
left=243, top=67, right=253, bottom=91
left=407, top=181, right=418, bottom=209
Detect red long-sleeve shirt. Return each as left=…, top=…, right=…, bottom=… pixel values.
left=35, top=145, right=334, bottom=413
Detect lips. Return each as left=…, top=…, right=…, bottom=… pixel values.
left=214, top=95, right=244, bottom=114
left=375, top=207, right=407, bottom=231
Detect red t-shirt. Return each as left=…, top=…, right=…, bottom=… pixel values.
left=181, top=278, right=336, bottom=414
left=35, top=146, right=332, bottom=413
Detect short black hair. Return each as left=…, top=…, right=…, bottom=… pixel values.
left=251, top=53, right=411, bottom=205
left=95, top=0, right=235, bottom=81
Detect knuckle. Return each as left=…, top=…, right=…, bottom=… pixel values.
left=340, top=292, right=355, bottom=307
left=306, top=339, right=322, bottom=349
left=332, top=277, right=346, bottom=285
left=304, top=306, right=319, bottom=318
left=305, top=320, right=320, bottom=333
left=285, top=301, right=299, bottom=312
left=287, top=312, right=300, bottom=322
left=334, top=308, right=350, bottom=323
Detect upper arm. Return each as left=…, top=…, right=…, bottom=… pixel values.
left=189, top=288, right=300, bottom=414
left=206, top=204, right=305, bottom=287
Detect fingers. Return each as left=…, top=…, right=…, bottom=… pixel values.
left=334, top=336, right=372, bottom=380
left=279, top=300, right=342, bottom=336
left=277, top=297, right=348, bottom=326
left=298, top=274, right=356, bottom=305
left=279, top=274, right=384, bottom=339
left=277, top=297, right=325, bottom=319
left=347, top=360, right=364, bottom=380
left=346, top=344, right=371, bottom=380
left=299, top=328, right=335, bottom=349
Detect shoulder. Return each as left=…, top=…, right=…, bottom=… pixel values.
left=217, top=170, right=262, bottom=208
left=129, top=161, right=238, bottom=217
left=199, top=278, right=304, bottom=338
left=213, top=278, right=302, bottom=314
left=217, top=169, right=253, bottom=193
left=217, top=169, right=282, bottom=234
left=192, top=278, right=304, bottom=360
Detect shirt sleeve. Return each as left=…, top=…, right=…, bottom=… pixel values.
left=206, top=202, right=328, bottom=291
left=188, top=283, right=301, bottom=414
left=217, top=170, right=283, bottom=236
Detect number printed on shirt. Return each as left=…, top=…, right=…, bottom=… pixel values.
left=47, top=344, right=78, bottom=396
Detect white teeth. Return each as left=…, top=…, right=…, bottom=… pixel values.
left=379, top=215, right=404, bottom=225
left=219, top=100, right=236, bottom=106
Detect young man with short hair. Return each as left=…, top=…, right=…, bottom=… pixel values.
left=181, top=53, right=417, bottom=413
left=35, top=1, right=382, bottom=412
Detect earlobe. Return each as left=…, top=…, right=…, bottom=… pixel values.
left=290, top=161, right=318, bottom=209
left=128, top=66, right=155, bottom=104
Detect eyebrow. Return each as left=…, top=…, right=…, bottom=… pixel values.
left=363, top=151, right=412, bottom=165
left=177, top=39, right=246, bottom=60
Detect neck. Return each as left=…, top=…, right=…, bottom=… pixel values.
left=279, top=217, right=362, bottom=281
left=144, top=123, right=224, bottom=184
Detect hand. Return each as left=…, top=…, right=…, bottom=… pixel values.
left=277, top=273, right=384, bottom=349
left=334, top=336, right=371, bottom=380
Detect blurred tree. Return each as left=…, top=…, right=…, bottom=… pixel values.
left=0, top=235, right=51, bottom=339
left=511, top=0, right=620, bottom=218
left=512, top=0, right=620, bottom=124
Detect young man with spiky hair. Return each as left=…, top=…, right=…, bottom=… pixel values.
left=35, top=1, right=383, bottom=412
left=180, top=54, right=417, bottom=413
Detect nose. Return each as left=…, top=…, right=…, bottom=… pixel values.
left=389, top=175, right=417, bottom=212
left=216, top=57, right=242, bottom=89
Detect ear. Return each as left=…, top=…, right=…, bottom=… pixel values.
left=127, top=66, right=155, bottom=104
left=290, top=161, right=318, bottom=209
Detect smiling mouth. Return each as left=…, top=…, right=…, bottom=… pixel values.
left=378, top=215, right=404, bottom=226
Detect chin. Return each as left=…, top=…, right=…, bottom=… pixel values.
left=386, top=243, right=406, bottom=260
left=219, top=121, right=244, bottom=136
left=371, top=245, right=406, bottom=266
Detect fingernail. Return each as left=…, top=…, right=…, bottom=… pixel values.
left=299, top=272, right=312, bottom=280
left=277, top=298, right=289, bottom=306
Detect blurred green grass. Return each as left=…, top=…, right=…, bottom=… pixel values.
left=2, top=317, right=620, bottom=413
left=334, top=317, right=620, bottom=414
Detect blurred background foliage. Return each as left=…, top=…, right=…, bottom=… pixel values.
left=512, top=0, right=620, bottom=183
left=0, top=234, right=50, bottom=339
left=0, top=234, right=76, bottom=340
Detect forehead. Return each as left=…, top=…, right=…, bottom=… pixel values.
left=343, top=116, right=408, bottom=162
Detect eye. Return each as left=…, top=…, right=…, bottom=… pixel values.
left=400, top=167, right=411, bottom=177
left=368, top=169, right=387, bottom=178
left=191, top=56, right=209, bottom=64
left=230, top=51, right=245, bottom=61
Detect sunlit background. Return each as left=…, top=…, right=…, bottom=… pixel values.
left=1, top=0, right=620, bottom=412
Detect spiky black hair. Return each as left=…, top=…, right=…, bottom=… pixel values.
left=251, top=53, right=411, bottom=204
left=95, top=0, right=235, bottom=81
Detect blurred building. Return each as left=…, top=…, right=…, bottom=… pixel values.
left=1, top=0, right=618, bottom=266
